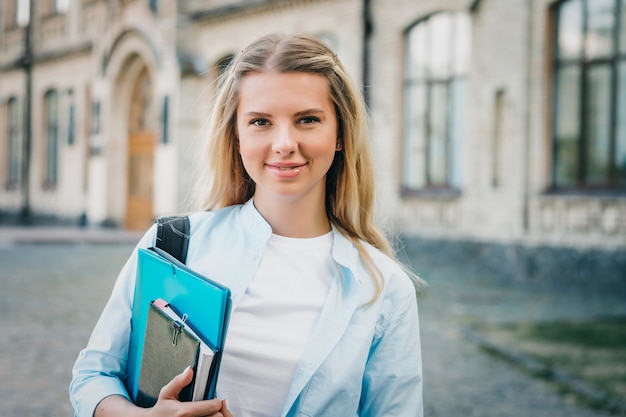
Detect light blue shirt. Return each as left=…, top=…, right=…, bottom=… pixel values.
left=69, top=200, right=423, bottom=417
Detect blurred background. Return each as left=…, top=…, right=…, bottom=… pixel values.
left=0, top=0, right=625, bottom=416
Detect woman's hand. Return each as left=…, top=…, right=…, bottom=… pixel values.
left=95, top=367, right=233, bottom=417
left=150, top=366, right=233, bottom=417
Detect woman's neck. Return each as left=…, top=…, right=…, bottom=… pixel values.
left=253, top=195, right=331, bottom=238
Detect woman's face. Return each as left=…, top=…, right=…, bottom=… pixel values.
left=236, top=71, right=339, bottom=209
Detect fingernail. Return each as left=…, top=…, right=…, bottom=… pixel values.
left=183, top=365, right=191, bottom=374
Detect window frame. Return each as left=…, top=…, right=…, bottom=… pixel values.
left=550, top=0, right=626, bottom=192
left=401, top=11, right=470, bottom=196
left=6, top=96, right=21, bottom=189
left=44, top=89, right=59, bottom=189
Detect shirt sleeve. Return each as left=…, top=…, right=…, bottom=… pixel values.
left=360, top=273, right=424, bottom=417
left=69, top=226, right=156, bottom=417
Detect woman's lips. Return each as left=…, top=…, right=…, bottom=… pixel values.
left=266, top=162, right=307, bottom=177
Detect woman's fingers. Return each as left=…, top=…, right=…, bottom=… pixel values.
left=221, top=399, right=233, bottom=417
left=159, top=366, right=194, bottom=401
left=154, top=367, right=225, bottom=417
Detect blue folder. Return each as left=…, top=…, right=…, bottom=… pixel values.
left=126, top=247, right=232, bottom=402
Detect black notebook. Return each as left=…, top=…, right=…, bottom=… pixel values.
left=135, top=299, right=216, bottom=407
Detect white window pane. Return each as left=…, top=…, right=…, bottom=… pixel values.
left=56, top=0, right=70, bottom=13
left=585, top=65, right=612, bottom=184
left=586, top=0, right=616, bottom=59
left=429, top=13, right=451, bottom=78
left=407, top=23, right=429, bottom=79
left=46, top=91, right=59, bottom=185
left=8, top=99, right=22, bottom=184
left=428, top=83, right=449, bottom=186
left=449, top=78, right=466, bottom=188
left=453, top=13, right=472, bottom=75
left=17, top=0, right=30, bottom=26
left=617, top=62, right=626, bottom=184
left=403, top=84, right=427, bottom=188
left=557, top=0, right=583, bottom=59
left=554, top=65, right=581, bottom=186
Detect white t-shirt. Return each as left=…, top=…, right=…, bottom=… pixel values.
left=216, top=232, right=334, bottom=417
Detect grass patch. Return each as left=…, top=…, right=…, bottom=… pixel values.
left=513, top=318, right=626, bottom=348
left=477, top=317, right=626, bottom=414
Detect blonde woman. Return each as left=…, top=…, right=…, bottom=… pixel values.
left=70, top=33, right=423, bottom=417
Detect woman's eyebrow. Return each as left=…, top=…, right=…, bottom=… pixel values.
left=293, top=108, right=325, bottom=117
left=243, top=111, right=272, bottom=118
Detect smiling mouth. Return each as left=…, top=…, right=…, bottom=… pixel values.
left=268, top=163, right=307, bottom=170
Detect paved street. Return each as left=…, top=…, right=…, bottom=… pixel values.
left=0, top=243, right=134, bottom=417
left=0, top=231, right=624, bottom=416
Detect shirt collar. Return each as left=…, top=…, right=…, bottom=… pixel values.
left=240, top=198, right=367, bottom=293
left=239, top=199, right=273, bottom=244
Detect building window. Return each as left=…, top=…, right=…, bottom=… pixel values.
left=91, top=100, right=100, bottom=135
left=67, top=89, right=75, bottom=145
left=552, top=0, right=626, bottom=190
left=16, top=0, right=29, bottom=25
left=41, top=0, right=69, bottom=15
left=403, top=11, right=471, bottom=192
left=5, top=0, right=30, bottom=28
left=7, top=97, right=22, bottom=188
left=160, top=95, right=168, bottom=144
left=55, top=0, right=70, bottom=13
left=44, top=90, right=59, bottom=188
left=149, top=0, right=158, bottom=15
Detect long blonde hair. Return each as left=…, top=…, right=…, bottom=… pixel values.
left=194, top=33, right=414, bottom=300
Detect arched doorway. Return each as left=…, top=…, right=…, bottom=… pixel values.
left=125, top=67, right=156, bottom=230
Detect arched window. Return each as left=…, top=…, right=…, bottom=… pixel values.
left=129, top=68, right=153, bottom=132
left=552, top=0, right=626, bottom=189
left=44, top=90, right=59, bottom=188
left=16, top=0, right=29, bottom=26
left=403, top=11, right=471, bottom=192
left=7, top=97, right=21, bottom=188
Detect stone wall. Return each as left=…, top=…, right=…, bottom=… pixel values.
left=401, top=235, right=626, bottom=292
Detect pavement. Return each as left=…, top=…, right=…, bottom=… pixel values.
left=1, top=225, right=625, bottom=417
left=401, top=237, right=626, bottom=417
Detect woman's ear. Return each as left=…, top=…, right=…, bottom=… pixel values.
left=335, top=140, right=343, bottom=151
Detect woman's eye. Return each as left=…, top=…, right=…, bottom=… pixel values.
left=250, top=119, right=270, bottom=127
left=299, top=116, right=320, bottom=125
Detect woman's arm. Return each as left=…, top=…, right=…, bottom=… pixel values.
left=360, top=274, right=424, bottom=417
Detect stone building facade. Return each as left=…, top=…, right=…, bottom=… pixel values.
left=1, top=0, right=625, bottom=257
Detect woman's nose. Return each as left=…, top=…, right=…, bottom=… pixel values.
left=272, top=124, right=297, bottom=154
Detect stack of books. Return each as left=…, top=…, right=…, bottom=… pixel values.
left=126, top=247, right=232, bottom=407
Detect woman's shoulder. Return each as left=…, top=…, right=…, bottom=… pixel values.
left=359, top=240, right=404, bottom=276
left=186, top=202, right=271, bottom=240
left=186, top=204, right=251, bottom=227
left=187, top=205, right=237, bottom=223
left=356, top=239, right=422, bottom=301
left=334, top=232, right=418, bottom=298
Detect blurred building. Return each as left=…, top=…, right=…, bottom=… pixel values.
left=0, top=0, right=625, bottom=254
